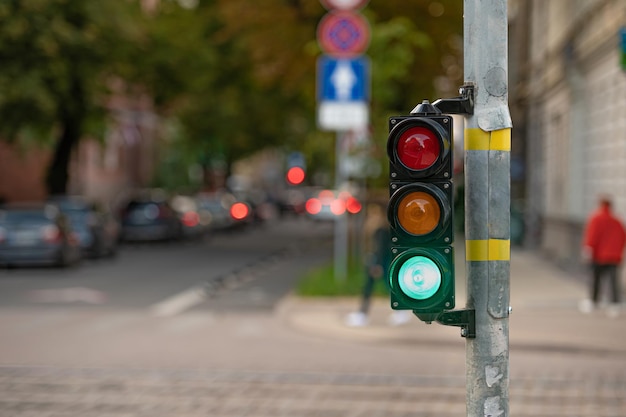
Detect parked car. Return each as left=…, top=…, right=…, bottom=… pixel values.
left=119, top=195, right=182, bottom=242
left=170, top=194, right=210, bottom=239
left=196, top=191, right=260, bottom=231
left=48, top=196, right=120, bottom=258
left=196, top=192, right=236, bottom=232
left=0, top=203, right=82, bottom=268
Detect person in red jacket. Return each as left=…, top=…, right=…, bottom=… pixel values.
left=580, top=196, right=626, bottom=317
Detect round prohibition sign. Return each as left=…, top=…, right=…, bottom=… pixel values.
left=320, top=0, right=369, bottom=10
left=317, top=11, right=370, bottom=57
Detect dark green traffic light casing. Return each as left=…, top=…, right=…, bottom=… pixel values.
left=387, top=115, right=452, bottom=181
left=388, top=247, right=455, bottom=323
left=387, top=105, right=455, bottom=323
left=387, top=181, right=454, bottom=247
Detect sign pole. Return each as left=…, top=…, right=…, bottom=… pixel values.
left=317, top=0, right=370, bottom=282
left=463, top=0, right=512, bottom=415
left=334, top=130, right=348, bottom=281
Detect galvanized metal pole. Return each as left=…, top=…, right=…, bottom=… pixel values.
left=463, top=0, right=512, bottom=416
left=334, top=130, right=348, bottom=281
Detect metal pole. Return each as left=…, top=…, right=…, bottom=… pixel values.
left=334, top=130, right=348, bottom=281
left=463, top=0, right=512, bottom=416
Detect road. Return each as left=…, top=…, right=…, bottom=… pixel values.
left=0, top=217, right=330, bottom=312
left=0, top=217, right=624, bottom=416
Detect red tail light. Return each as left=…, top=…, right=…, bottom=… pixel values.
left=305, top=198, right=322, bottom=215
left=230, top=202, right=250, bottom=221
left=346, top=196, right=362, bottom=214
left=182, top=211, right=200, bottom=227
left=330, top=198, right=346, bottom=216
left=41, top=225, right=62, bottom=243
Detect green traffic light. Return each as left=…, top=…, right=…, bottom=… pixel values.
left=397, top=255, right=441, bottom=300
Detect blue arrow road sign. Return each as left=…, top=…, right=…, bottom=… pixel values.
left=317, top=55, right=370, bottom=102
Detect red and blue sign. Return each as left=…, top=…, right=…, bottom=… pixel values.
left=317, top=11, right=370, bottom=58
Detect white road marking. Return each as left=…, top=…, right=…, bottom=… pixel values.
left=150, top=286, right=207, bottom=317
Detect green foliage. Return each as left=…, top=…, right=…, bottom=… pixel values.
left=0, top=0, right=143, bottom=193
left=296, top=259, right=389, bottom=297
left=0, top=0, right=463, bottom=193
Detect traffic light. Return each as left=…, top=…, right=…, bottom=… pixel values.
left=387, top=100, right=455, bottom=323
left=286, top=166, right=306, bottom=185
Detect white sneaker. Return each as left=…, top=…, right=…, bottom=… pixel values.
left=345, top=312, right=368, bottom=327
left=578, top=299, right=594, bottom=314
left=388, top=310, right=412, bottom=326
left=607, top=304, right=621, bottom=319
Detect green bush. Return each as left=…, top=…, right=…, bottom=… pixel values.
left=295, top=260, right=389, bottom=297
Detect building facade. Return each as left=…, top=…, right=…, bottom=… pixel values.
left=510, top=0, right=626, bottom=268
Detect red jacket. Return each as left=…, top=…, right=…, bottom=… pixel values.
left=583, top=206, right=626, bottom=264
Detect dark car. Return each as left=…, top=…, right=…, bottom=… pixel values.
left=196, top=191, right=257, bottom=231
left=49, top=196, right=120, bottom=258
left=119, top=196, right=182, bottom=242
left=0, top=203, right=81, bottom=268
left=170, top=195, right=211, bottom=240
left=196, top=193, right=236, bottom=232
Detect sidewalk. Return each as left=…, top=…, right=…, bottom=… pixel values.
left=278, top=248, right=626, bottom=355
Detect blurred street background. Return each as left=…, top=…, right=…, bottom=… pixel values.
left=1, top=0, right=626, bottom=416
left=0, top=216, right=625, bottom=416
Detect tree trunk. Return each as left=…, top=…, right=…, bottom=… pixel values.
left=45, top=76, right=85, bottom=196
left=45, top=118, right=81, bottom=196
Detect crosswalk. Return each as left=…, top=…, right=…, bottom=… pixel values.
left=0, top=366, right=624, bottom=417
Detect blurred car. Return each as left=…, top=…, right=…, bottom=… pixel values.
left=0, top=203, right=81, bottom=268
left=48, top=196, right=120, bottom=258
left=170, top=195, right=210, bottom=239
left=305, top=189, right=362, bottom=221
left=119, top=195, right=182, bottom=242
left=277, top=188, right=307, bottom=217
left=196, top=192, right=236, bottom=231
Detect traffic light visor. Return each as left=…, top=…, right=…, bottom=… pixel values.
left=397, top=255, right=442, bottom=300
left=397, top=191, right=440, bottom=236
left=396, top=126, right=441, bottom=171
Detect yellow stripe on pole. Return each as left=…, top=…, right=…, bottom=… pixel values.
left=466, top=239, right=510, bottom=261
left=465, top=128, right=511, bottom=151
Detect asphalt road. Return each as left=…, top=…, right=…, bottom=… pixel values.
left=0, top=217, right=332, bottom=312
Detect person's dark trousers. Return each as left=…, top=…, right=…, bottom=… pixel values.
left=358, top=274, right=376, bottom=314
left=592, top=263, right=621, bottom=304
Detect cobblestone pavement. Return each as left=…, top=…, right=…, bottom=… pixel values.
left=1, top=366, right=625, bottom=417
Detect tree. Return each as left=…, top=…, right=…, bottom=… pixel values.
left=0, top=0, right=142, bottom=194
left=204, top=0, right=463, bottom=185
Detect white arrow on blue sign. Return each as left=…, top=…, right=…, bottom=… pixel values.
left=317, top=55, right=370, bottom=102
left=317, top=55, right=370, bottom=130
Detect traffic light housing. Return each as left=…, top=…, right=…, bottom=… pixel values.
left=387, top=101, right=455, bottom=323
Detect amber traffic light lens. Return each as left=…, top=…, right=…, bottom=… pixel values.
left=397, top=191, right=441, bottom=235
left=396, top=126, right=440, bottom=171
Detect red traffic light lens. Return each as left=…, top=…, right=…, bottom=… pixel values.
left=286, top=166, right=305, bottom=185
left=396, top=126, right=441, bottom=171
left=397, top=191, right=440, bottom=236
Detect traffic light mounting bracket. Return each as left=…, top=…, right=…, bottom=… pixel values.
left=432, top=84, right=475, bottom=115
left=434, top=308, right=476, bottom=338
